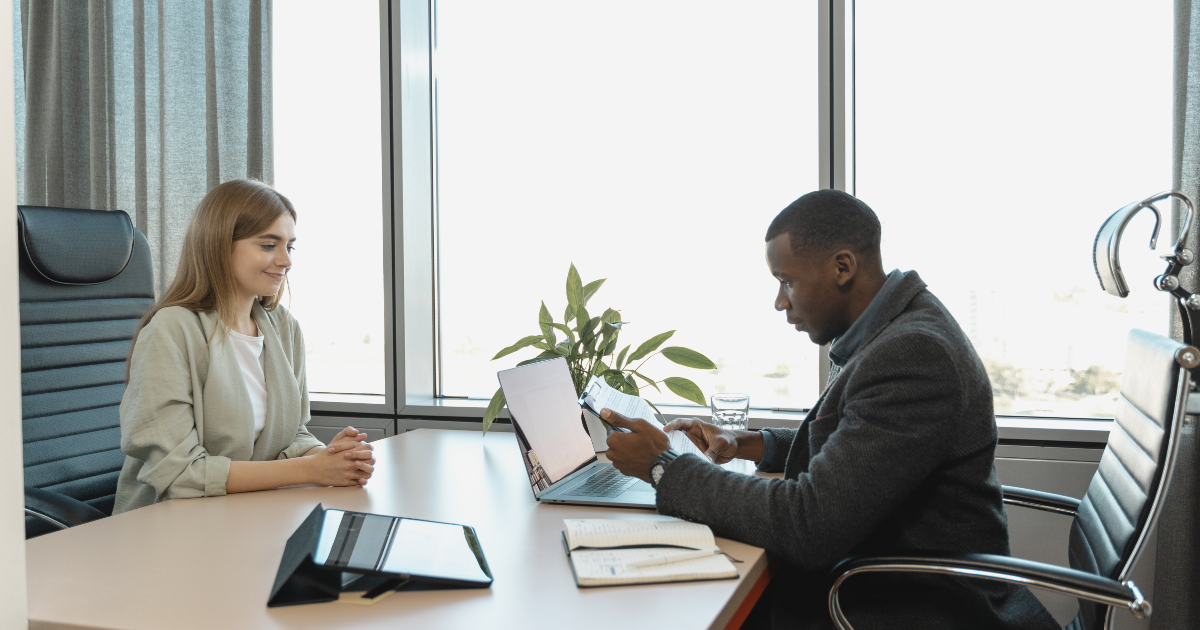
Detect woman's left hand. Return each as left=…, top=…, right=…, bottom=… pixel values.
left=325, top=426, right=375, bottom=484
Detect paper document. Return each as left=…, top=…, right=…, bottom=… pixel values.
left=669, top=430, right=708, bottom=458
left=579, top=375, right=660, bottom=425
left=563, top=518, right=716, bottom=550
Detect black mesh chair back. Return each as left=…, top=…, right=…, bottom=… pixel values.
left=20, top=206, right=155, bottom=538
left=1066, top=328, right=1188, bottom=629
left=828, top=327, right=1190, bottom=630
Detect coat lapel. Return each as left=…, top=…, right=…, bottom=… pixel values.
left=250, top=302, right=302, bottom=461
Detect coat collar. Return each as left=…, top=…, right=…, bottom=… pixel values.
left=853, top=270, right=927, bottom=354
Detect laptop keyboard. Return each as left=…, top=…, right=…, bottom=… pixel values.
left=563, top=467, right=639, bottom=498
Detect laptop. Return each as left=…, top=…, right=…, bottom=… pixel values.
left=498, top=357, right=658, bottom=508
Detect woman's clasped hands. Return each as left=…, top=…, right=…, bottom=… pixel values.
left=306, top=426, right=376, bottom=487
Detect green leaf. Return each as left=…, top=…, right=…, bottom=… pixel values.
left=616, top=345, right=630, bottom=369
left=491, top=335, right=544, bottom=361
left=566, top=264, right=583, bottom=312
left=564, top=304, right=575, bottom=325
left=581, top=278, right=605, bottom=306
left=660, top=346, right=717, bottom=370
left=554, top=341, right=571, bottom=357
left=482, top=388, right=505, bottom=435
left=549, top=323, right=576, bottom=346
left=601, top=337, right=619, bottom=357
left=538, top=301, right=556, bottom=346
left=622, top=375, right=639, bottom=396
left=575, top=305, right=590, bottom=332
left=662, top=377, right=706, bottom=406
left=632, top=370, right=660, bottom=392
left=601, top=308, right=622, bottom=327
left=582, top=316, right=600, bottom=337
left=604, top=372, right=624, bottom=389
left=532, top=341, right=553, bottom=351
left=627, top=330, right=675, bottom=363
left=592, top=360, right=610, bottom=376
left=644, top=399, right=666, bottom=425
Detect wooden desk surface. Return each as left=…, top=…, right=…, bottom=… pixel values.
left=27, top=429, right=770, bottom=630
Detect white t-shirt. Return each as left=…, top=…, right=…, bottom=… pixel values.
left=228, top=329, right=267, bottom=442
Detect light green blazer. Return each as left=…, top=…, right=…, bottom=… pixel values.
left=114, top=302, right=323, bottom=514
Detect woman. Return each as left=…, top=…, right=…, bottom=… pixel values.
left=114, top=179, right=374, bottom=514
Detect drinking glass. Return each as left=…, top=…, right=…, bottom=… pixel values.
left=710, top=394, right=750, bottom=431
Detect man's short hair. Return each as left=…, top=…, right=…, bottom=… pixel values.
left=765, top=190, right=881, bottom=257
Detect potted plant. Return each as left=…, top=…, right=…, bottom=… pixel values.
left=482, top=264, right=716, bottom=434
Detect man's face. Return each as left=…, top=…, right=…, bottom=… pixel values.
left=765, top=233, right=848, bottom=346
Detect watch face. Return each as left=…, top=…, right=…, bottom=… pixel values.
left=651, top=464, right=665, bottom=485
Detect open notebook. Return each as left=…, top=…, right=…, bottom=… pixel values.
left=562, top=519, right=738, bottom=587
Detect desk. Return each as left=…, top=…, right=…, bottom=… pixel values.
left=27, top=429, right=771, bottom=630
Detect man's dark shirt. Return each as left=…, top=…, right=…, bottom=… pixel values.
left=655, top=270, right=1057, bottom=629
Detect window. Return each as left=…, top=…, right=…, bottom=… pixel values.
left=384, top=0, right=1174, bottom=423
left=434, top=1, right=821, bottom=410
left=856, top=0, right=1172, bottom=418
left=274, top=1, right=387, bottom=399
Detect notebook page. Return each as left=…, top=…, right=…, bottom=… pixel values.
left=569, top=548, right=737, bottom=587
left=564, top=519, right=715, bottom=550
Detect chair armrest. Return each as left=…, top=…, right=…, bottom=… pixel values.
left=1001, top=485, right=1081, bottom=516
left=25, top=486, right=107, bottom=531
left=827, top=552, right=1149, bottom=630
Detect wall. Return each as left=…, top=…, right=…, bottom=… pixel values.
left=0, top=0, right=26, bottom=627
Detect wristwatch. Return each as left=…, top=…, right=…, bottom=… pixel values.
left=649, top=449, right=680, bottom=489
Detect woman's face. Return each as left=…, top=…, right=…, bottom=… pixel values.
left=230, top=214, right=295, bottom=302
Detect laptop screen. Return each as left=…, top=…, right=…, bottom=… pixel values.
left=497, top=358, right=597, bottom=491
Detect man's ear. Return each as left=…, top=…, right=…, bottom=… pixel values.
left=832, top=250, right=858, bottom=287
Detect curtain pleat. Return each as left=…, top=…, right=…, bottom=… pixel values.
left=15, top=0, right=273, bottom=295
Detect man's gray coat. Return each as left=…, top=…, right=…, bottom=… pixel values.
left=655, top=271, right=1058, bottom=629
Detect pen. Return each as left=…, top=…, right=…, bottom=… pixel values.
left=626, top=546, right=720, bottom=568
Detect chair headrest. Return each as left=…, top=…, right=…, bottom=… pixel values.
left=18, top=206, right=136, bottom=285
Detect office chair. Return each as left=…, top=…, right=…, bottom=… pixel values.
left=20, top=206, right=155, bottom=538
left=826, top=328, right=1191, bottom=630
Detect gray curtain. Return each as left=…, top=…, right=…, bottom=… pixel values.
left=1160, top=1, right=1200, bottom=627
left=13, top=0, right=272, bottom=294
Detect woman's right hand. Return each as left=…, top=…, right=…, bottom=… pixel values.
left=306, top=430, right=375, bottom=487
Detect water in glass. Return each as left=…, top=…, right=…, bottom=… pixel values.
left=710, top=394, right=750, bottom=431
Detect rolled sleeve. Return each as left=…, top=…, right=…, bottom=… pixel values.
left=278, top=431, right=323, bottom=459
left=203, top=455, right=232, bottom=496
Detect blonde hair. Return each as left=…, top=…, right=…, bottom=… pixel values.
left=127, top=179, right=297, bottom=377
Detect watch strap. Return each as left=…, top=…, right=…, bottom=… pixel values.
left=650, top=449, right=681, bottom=488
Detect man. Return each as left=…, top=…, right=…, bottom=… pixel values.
left=603, top=190, right=1056, bottom=629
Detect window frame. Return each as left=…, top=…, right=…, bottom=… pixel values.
left=306, top=0, right=397, bottom=417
